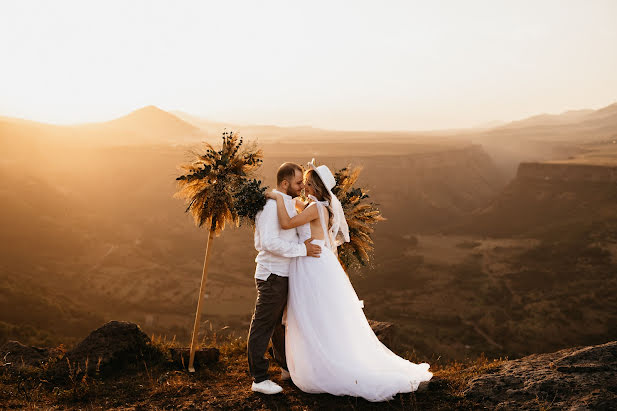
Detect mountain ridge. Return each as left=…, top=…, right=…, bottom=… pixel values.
left=3, top=100, right=617, bottom=137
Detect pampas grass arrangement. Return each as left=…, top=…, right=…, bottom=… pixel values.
left=174, top=130, right=264, bottom=372
left=175, top=130, right=264, bottom=233
left=332, top=165, right=386, bottom=271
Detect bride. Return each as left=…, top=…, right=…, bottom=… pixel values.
left=265, top=159, right=432, bottom=402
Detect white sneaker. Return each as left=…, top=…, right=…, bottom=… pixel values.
left=280, top=368, right=291, bottom=381
left=251, top=379, right=283, bottom=394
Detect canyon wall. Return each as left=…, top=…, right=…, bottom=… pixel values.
left=517, top=161, right=617, bottom=183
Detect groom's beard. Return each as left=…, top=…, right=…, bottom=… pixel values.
left=287, top=187, right=302, bottom=198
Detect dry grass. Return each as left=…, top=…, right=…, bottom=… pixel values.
left=431, top=353, right=506, bottom=396
left=0, top=331, right=507, bottom=410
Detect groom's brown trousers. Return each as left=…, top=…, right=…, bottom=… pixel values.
left=247, top=273, right=288, bottom=383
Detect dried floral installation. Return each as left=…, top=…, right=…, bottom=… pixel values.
left=174, top=130, right=265, bottom=371
left=175, top=130, right=266, bottom=232
left=331, top=165, right=386, bottom=271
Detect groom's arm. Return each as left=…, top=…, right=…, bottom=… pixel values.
left=258, top=201, right=307, bottom=258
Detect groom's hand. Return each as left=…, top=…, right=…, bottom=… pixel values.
left=304, top=238, right=321, bottom=258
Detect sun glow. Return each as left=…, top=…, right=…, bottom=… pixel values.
left=1, top=0, right=616, bottom=130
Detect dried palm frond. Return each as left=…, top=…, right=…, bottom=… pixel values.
left=174, top=130, right=265, bottom=235
left=332, top=165, right=386, bottom=271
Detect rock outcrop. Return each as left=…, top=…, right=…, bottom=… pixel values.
left=62, top=320, right=160, bottom=375
left=1, top=321, right=220, bottom=380
left=463, top=340, right=617, bottom=409
left=368, top=320, right=398, bottom=350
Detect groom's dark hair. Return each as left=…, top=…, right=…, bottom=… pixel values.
left=277, top=162, right=303, bottom=185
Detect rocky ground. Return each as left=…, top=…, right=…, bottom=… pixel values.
left=464, top=341, right=617, bottom=409
left=1, top=321, right=615, bottom=410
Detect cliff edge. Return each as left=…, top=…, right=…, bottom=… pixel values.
left=1, top=321, right=615, bottom=409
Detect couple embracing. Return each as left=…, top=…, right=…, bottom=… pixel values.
left=247, top=160, right=432, bottom=402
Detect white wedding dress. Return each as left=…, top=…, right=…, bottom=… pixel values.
left=284, top=200, right=433, bottom=402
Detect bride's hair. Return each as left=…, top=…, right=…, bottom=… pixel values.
left=304, top=169, right=334, bottom=231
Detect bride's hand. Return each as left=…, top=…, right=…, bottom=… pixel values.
left=265, top=191, right=279, bottom=200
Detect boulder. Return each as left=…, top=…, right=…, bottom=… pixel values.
left=368, top=319, right=397, bottom=349
left=59, top=320, right=161, bottom=376
left=464, top=340, right=617, bottom=409
left=3, top=321, right=222, bottom=381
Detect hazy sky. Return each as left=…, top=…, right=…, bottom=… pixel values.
left=1, top=0, right=616, bottom=131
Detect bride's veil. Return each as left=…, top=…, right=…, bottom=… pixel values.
left=329, top=190, right=350, bottom=248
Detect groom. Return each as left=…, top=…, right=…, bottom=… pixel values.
left=248, top=162, right=322, bottom=395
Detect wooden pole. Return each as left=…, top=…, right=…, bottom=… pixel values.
left=188, top=223, right=216, bottom=373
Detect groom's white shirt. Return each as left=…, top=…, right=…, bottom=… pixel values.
left=254, top=189, right=311, bottom=281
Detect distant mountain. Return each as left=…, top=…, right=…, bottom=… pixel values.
left=486, top=101, right=617, bottom=141
left=467, top=101, right=617, bottom=180
left=472, top=120, right=507, bottom=129
left=581, top=101, right=617, bottom=122
left=78, top=105, right=205, bottom=145
left=499, top=109, right=594, bottom=129
left=169, top=110, right=234, bottom=132
left=170, top=110, right=328, bottom=142
left=0, top=106, right=206, bottom=156
left=103, top=105, right=199, bottom=133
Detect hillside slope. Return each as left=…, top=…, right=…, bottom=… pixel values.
left=1, top=321, right=615, bottom=409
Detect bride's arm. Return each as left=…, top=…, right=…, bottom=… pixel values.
left=266, top=192, right=318, bottom=229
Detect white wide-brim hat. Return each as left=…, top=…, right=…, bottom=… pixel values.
left=308, top=158, right=336, bottom=191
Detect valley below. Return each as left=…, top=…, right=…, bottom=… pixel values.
left=2, top=104, right=617, bottom=368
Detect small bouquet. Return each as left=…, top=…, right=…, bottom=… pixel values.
left=233, top=178, right=269, bottom=227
